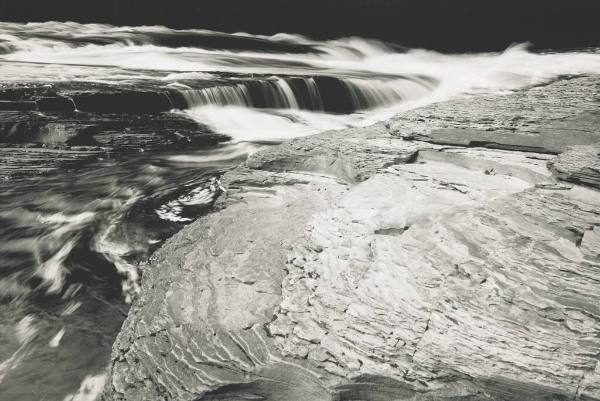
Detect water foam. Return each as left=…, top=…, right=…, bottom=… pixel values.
left=156, top=177, right=224, bottom=223
left=34, top=211, right=96, bottom=295
left=2, top=23, right=598, bottom=147
left=91, top=194, right=143, bottom=304
left=183, top=106, right=350, bottom=142
left=176, top=76, right=434, bottom=112
left=1, top=22, right=598, bottom=98
left=63, top=373, right=107, bottom=401
left=167, top=142, right=265, bottom=163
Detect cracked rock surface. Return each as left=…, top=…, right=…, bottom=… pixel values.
left=104, top=76, right=600, bottom=400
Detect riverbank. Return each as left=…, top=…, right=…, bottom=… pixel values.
left=104, top=75, right=600, bottom=401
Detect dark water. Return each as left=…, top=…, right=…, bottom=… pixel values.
left=0, top=143, right=255, bottom=400
left=0, top=21, right=598, bottom=401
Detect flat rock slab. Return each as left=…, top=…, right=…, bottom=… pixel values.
left=246, top=123, right=422, bottom=182
left=392, top=76, right=600, bottom=146
left=427, top=111, right=600, bottom=154
left=0, top=109, right=229, bottom=179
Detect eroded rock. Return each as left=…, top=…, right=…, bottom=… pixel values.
left=549, top=144, right=600, bottom=189
left=104, top=76, right=600, bottom=400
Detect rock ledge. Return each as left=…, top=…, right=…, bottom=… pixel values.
left=104, top=76, right=600, bottom=401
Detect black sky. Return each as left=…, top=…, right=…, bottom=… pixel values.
left=0, top=0, right=599, bottom=52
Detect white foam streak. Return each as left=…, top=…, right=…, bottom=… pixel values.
left=0, top=316, right=37, bottom=384
left=355, top=44, right=600, bottom=99
left=167, top=142, right=265, bottom=163
left=34, top=212, right=96, bottom=295
left=63, top=373, right=107, bottom=401
left=0, top=343, right=28, bottom=385
left=91, top=194, right=142, bottom=304
left=15, top=315, right=37, bottom=344
left=155, top=178, right=223, bottom=223
left=49, top=328, right=66, bottom=348
left=185, top=106, right=355, bottom=142
left=36, top=239, right=75, bottom=295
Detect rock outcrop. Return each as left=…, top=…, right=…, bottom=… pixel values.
left=104, top=75, right=600, bottom=400
left=549, top=144, right=600, bottom=189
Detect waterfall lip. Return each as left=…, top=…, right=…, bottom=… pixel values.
left=0, top=68, right=438, bottom=118
left=172, top=73, right=438, bottom=114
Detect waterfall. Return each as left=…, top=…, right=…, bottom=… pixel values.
left=273, top=78, right=300, bottom=109
left=340, top=78, right=433, bottom=110
left=175, top=75, right=435, bottom=113
left=304, top=78, right=324, bottom=111
left=178, top=78, right=307, bottom=110
left=179, top=84, right=251, bottom=107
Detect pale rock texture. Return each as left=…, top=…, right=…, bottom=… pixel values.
left=549, top=144, right=600, bottom=189
left=104, top=76, right=600, bottom=401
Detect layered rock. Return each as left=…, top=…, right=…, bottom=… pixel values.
left=549, top=144, right=600, bottom=189
left=0, top=85, right=228, bottom=180
left=104, top=75, right=600, bottom=400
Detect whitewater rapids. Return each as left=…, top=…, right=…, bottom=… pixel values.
left=1, top=22, right=600, bottom=142
left=0, top=21, right=599, bottom=401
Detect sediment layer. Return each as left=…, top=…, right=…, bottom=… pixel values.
left=104, top=76, right=600, bottom=400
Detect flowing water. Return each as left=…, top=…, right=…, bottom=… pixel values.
left=0, top=21, right=599, bottom=401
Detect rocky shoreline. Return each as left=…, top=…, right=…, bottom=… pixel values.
left=104, top=75, right=600, bottom=400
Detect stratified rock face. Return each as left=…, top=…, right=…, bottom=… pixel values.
left=107, top=171, right=349, bottom=401
left=104, top=76, right=600, bottom=401
left=549, top=144, right=600, bottom=189
left=274, top=161, right=600, bottom=399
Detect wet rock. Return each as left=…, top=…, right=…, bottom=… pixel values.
left=0, top=100, right=37, bottom=111
left=0, top=108, right=229, bottom=179
left=0, top=146, right=107, bottom=179
left=72, top=92, right=174, bottom=114
left=36, top=96, right=76, bottom=112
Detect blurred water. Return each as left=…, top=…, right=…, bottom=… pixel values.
left=0, top=144, right=256, bottom=400
left=0, top=21, right=599, bottom=401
